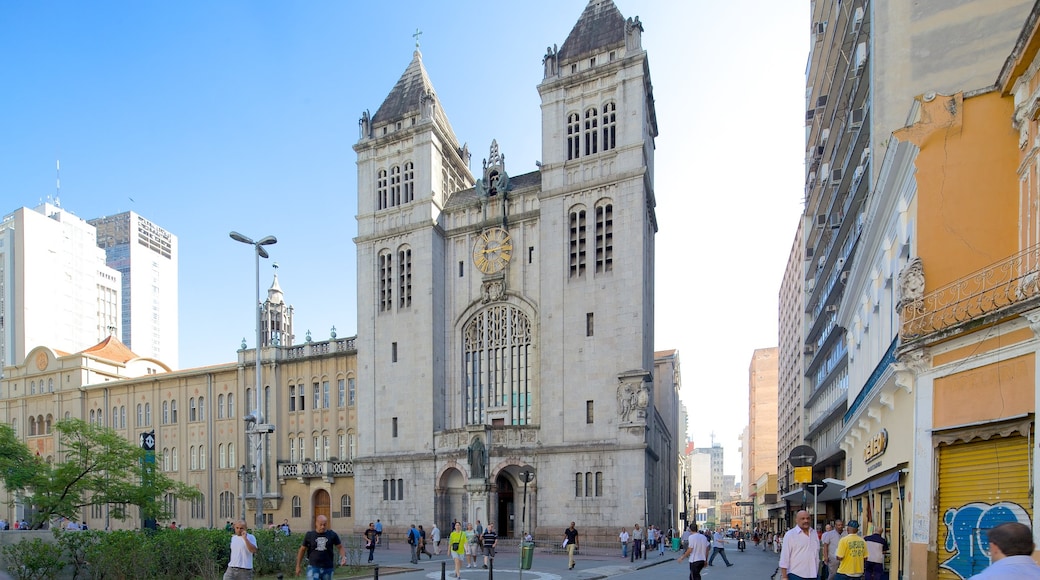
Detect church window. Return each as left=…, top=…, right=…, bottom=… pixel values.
left=378, top=251, right=393, bottom=312
left=145, top=402, right=152, bottom=425
left=29, top=416, right=36, bottom=436
left=217, top=395, right=225, bottom=419
left=463, top=305, right=533, bottom=425
left=595, top=202, right=613, bottom=272
left=403, top=162, right=414, bottom=203
left=171, top=400, right=178, bottom=423
left=227, top=394, right=234, bottom=418
left=602, top=102, right=616, bottom=151
left=112, top=407, right=118, bottom=427
left=392, top=417, right=398, bottom=437
left=292, top=496, right=302, bottom=518
left=398, top=479, right=404, bottom=499
left=586, top=313, right=594, bottom=337
left=228, top=443, right=235, bottom=468
left=198, top=397, right=204, bottom=422
left=585, top=472, right=592, bottom=496
left=567, top=113, right=581, bottom=160
left=162, top=448, right=170, bottom=472
left=584, top=107, right=598, bottom=155
left=398, top=247, right=412, bottom=308
left=586, top=400, right=594, bottom=424
left=162, top=401, right=169, bottom=424
left=574, top=473, right=582, bottom=497
left=595, top=472, right=603, bottom=496
left=392, top=342, right=398, bottom=363
left=377, top=169, right=388, bottom=210
left=390, top=165, right=402, bottom=206
left=137, top=404, right=144, bottom=426
left=189, top=398, right=197, bottom=422
left=571, top=63, right=577, bottom=74
left=569, top=208, right=587, bottom=277
left=459, top=261, right=464, bottom=277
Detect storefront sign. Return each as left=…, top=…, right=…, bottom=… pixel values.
left=864, top=429, right=888, bottom=463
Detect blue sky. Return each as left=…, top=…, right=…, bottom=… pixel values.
left=1, top=1, right=808, bottom=475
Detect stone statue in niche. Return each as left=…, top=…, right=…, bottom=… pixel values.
left=617, top=380, right=650, bottom=423
left=543, top=44, right=558, bottom=78
left=468, top=438, right=486, bottom=478
left=481, top=280, right=505, bottom=303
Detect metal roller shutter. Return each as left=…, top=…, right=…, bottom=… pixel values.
left=936, top=435, right=1032, bottom=580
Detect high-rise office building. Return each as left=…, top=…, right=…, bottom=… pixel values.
left=90, top=211, right=178, bottom=367
left=0, top=203, right=121, bottom=372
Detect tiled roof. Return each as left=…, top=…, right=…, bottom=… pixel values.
left=558, top=0, right=627, bottom=62
left=443, top=170, right=541, bottom=211
left=371, top=50, right=434, bottom=125
left=81, top=335, right=140, bottom=364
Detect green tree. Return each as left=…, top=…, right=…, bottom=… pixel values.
left=0, top=418, right=199, bottom=528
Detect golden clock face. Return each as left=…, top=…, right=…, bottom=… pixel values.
left=473, top=227, right=513, bottom=274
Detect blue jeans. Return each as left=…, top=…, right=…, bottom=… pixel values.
left=621, top=542, right=628, bottom=558
left=708, top=547, right=731, bottom=566
left=305, top=566, right=333, bottom=580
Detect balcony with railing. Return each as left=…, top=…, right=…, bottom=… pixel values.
left=277, top=459, right=354, bottom=484
left=900, top=244, right=1040, bottom=344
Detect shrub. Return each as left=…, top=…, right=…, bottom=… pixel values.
left=1, top=537, right=65, bottom=580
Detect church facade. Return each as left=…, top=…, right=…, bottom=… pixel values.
left=353, top=0, right=675, bottom=540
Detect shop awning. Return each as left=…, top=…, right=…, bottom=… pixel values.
left=780, top=482, right=844, bottom=504
left=846, top=471, right=901, bottom=499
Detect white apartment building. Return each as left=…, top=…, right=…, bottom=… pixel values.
left=0, top=202, right=121, bottom=374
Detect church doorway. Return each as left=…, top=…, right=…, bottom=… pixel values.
left=437, top=467, right=467, bottom=533
left=313, top=489, right=331, bottom=525
left=496, top=474, right=515, bottom=537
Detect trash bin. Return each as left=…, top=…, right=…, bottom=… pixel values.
left=521, top=542, right=535, bottom=570
left=672, top=537, right=680, bottom=552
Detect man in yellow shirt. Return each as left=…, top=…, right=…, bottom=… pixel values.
left=835, top=520, right=867, bottom=579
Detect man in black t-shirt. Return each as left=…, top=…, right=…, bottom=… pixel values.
left=295, top=515, right=347, bottom=580
left=481, top=523, right=499, bottom=568
left=564, top=522, right=579, bottom=570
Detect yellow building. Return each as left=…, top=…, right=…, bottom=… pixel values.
left=0, top=284, right=359, bottom=533
left=882, top=23, right=1039, bottom=577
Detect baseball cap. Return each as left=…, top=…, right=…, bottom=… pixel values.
left=846, top=520, right=859, bottom=529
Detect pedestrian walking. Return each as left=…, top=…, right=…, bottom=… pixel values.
left=431, top=523, right=442, bottom=556
left=659, top=526, right=668, bottom=556
left=464, top=522, right=479, bottom=568
left=821, top=520, right=845, bottom=580
left=418, top=525, right=433, bottom=559
left=708, top=528, right=733, bottom=567
left=835, top=520, right=866, bottom=580
left=619, top=527, right=630, bottom=558
left=449, top=522, right=467, bottom=579
left=779, top=510, right=822, bottom=580
left=972, top=521, right=1040, bottom=579
left=563, top=521, right=579, bottom=570
left=295, top=515, right=347, bottom=580
left=374, top=519, right=383, bottom=546
left=481, top=522, right=498, bottom=568
left=863, top=526, right=888, bottom=580
left=632, top=523, right=644, bottom=558
left=223, top=520, right=258, bottom=580
left=677, top=523, right=711, bottom=580
left=407, top=524, right=421, bottom=564
left=364, top=522, right=378, bottom=563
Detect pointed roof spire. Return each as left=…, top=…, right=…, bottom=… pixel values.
left=267, top=264, right=284, bottom=305
left=558, top=0, right=627, bottom=62
left=371, top=50, right=435, bottom=125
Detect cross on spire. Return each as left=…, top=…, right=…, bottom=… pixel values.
left=413, top=28, right=423, bottom=49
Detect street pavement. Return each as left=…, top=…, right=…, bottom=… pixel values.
left=362, top=538, right=782, bottom=580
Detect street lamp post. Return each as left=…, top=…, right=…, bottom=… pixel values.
left=237, top=465, right=249, bottom=522
left=230, top=231, right=276, bottom=529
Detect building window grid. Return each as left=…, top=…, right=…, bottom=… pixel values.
left=377, top=169, right=388, bottom=210
left=601, top=102, right=616, bottom=151
left=595, top=203, right=613, bottom=273
left=322, top=381, right=330, bottom=409
left=567, top=113, right=581, bottom=160
left=403, top=162, right=414, bottom=203
left=463, top=305, right=533, bottom=426
left=390, top=165, right=402, bottom=206
left=398, top=248, right=412, bottom=309
left=583, top=107, right=599, bottom=155
left=348, top=378, right=356, bottom=406
left=341, top=495, right=352, bottom=517
left=569, top=209, right=587, bottom=277
left=338, top=379, right=345, bottom=408
left=379, top=251, right=393, bottom=312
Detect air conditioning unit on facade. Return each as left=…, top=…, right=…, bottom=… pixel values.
left=804, top=345, right=816, bottom=356
left=814, top=22, right=826, bottom=35
left=830, top=213, right=842, bottom=229
left=817, top=214, right=828, bottom=228
left=825, top=304, right=838, bottom=313
left=831, top=168, right=843, bottom=182
left=807, top=278, right=816, bottom=292
left=840, top=271, right=850, bottom=284
left=850, top=108, right=865, bottom=127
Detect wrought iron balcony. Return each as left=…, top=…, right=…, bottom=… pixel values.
left=900, top=244, right=1040, bottom=343
left=277, top=459, right=354, bottom=483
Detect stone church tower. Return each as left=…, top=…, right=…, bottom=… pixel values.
left=353, top=0, right=667, bottom=539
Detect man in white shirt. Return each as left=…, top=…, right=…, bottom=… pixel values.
left=708, top=528, right=734, bottom=567
left=677, top=523, right=711, bottom=580
left=779, top=510, right=821, bottom=580
left=224, top=521, right=258, bottom=580
left=971, top=521, right=1040, bottom=579
left=619, top=527, right=630, bottom=558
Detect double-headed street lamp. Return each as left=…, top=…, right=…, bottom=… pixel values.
left=230, top=231, right=277, bottom=529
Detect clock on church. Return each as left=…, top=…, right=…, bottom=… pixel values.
left=472, top=227, right=512, bottom=274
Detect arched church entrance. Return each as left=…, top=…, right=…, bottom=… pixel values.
left=437, top=467, right=467, bottom=533
left=496, top=474, right=515, bottom=537
left=313, top=489, right=331, bottom=524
